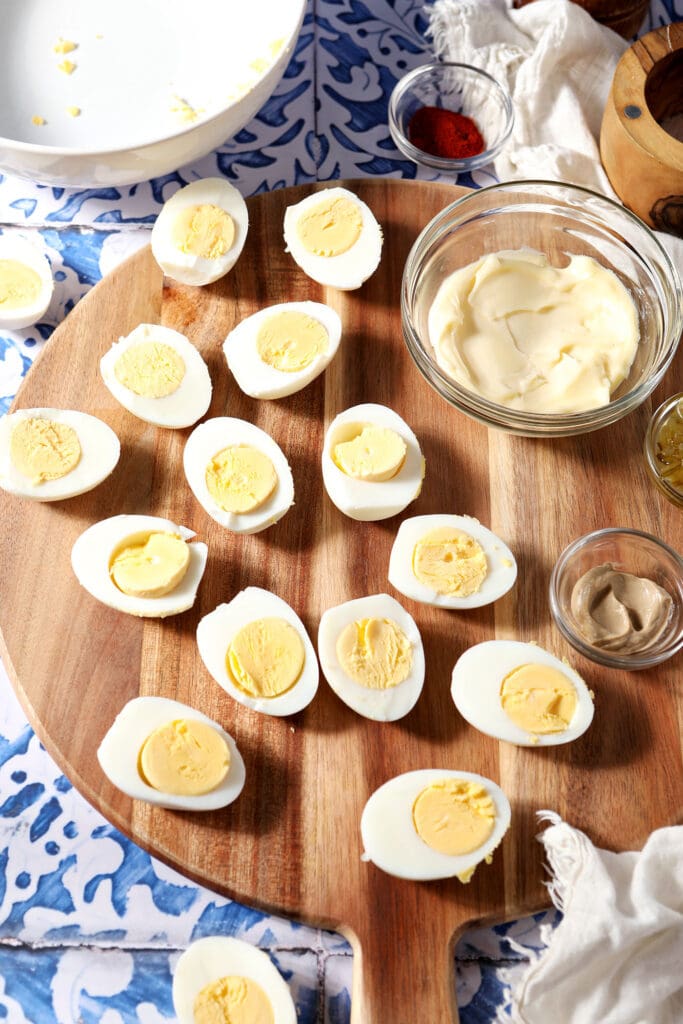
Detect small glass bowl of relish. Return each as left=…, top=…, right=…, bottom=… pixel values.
left=644, top=392, right=683, bottom=508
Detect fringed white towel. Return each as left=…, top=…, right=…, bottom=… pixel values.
left=427, top=0, right=683, bottom=277
left=501, top=813, right=683, bottom=1024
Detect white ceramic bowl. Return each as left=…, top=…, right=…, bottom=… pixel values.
left=0, top=0, right=306, bottom=187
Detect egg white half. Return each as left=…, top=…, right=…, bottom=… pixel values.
left=71, top=514, right=208, bottom=617
left=322, top=403, right=424, bottom=522
left=184, top=417, right=294, bottom=533
left=197, top=587, right=319, bottom=717
left=360, top=768, right=511, bottom=881
left=0, top=408, right=120, bottom=501
left=388, top=514, right=517, bottom=608
left=318, top=593, right=425, bottom=721
left=151, top=178, right=249, bottom=286
left=0, top=234, right=54, bottom=330
left=173, top=936, right=296, bottom=1024
left=100, top=323, right=212, bottom=429
left=97, top=697, right=246, bottom=812
left=283, top=186, right=383, bottom=290
left=224, top=300, right=342, bottom=399
left=451, top=640, right=595, bottom=747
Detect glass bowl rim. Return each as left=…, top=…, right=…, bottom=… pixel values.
left=643, top=391, right=683, bottom=507
left=549, top=526, right=683, bottom=670
left=401, top=178, right=683, bottom=437
left=388, top=60, right=514, bottom=171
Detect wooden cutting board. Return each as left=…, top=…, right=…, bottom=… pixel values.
left=1, top=180, right=682, bottom=1023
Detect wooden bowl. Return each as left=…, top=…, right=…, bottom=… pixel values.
left=600, top=24, right=683, bottom=237
left=513, top=0, right=648, bottom=39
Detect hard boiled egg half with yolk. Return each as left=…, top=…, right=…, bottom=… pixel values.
left=361, top=769, right=511, bottom=882
left=0, top=234, right=53, bottom=330
left=224, top=300, right=342, bottom=399
left=0, top=408, right=120, bottom=501
left=100, top=323, right=212, bottom=429
left=283, top=186, right=383, bottom=290
left=318, top=594, right=425, bottom=721
left=197, top=587, right=318, bottom=717
left=184, top=417, right=294, bottom=534
left=451, top=640, right=594, bottom=747
left=388, top=514, right=517, bottom=608
left=71, top=514, right=208, bottom=617
left=322, top=403, right=424, bottom=521
left=151, top=178, right=249, bottom=286
left=98, top=697, right=245, bottom=811
left=173, top=937, right=296, bottom=1024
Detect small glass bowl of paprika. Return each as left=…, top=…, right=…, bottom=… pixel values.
left=388, top=61, right=514, bottom=172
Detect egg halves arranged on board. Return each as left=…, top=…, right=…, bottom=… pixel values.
left=0, top=408, right=120, bottom=501
left=451, top=640, right=594, bottom=747
left=98, top=697, right=245, bottom=812
left=71, top=514, right=208, bottom=617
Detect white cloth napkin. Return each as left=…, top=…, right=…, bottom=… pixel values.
left=427, top=0, right=683, bottom=278
left=500, top=813, right=683, bottom=1024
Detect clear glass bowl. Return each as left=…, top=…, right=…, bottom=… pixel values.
left=402, top=180, right=683, bottom=437
left=549, top=527, right=683, bottom=670
left=388, top=62, right=514, bottom=172
left=643, top=392, right=683, bottom=509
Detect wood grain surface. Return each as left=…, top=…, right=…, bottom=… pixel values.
left=600, top=23, right=683, bottom=235
left=1, top=180, right=683, bottom=1023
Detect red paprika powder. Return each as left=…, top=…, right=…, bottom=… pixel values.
left=407, top=105, right=485, bottom=160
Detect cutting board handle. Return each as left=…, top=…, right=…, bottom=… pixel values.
left=348, top=909, right=460, bottom=1023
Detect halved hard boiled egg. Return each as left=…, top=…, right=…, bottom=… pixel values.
left=184, top=417, right=294, bottom=534
left=451, top=640, right=594, bottom=747
left=322, top=403, right=424, bottom=522
left=100, top=323, right=212, bottom=429
left=173, top=937, right=296, bottom=1024
left=0, top=408, right=120, bottom=501
left=224, top=300, right=342, bottom=399
left=318, top=594, right=425, bottom=721
left=388, top=514, right=517, bottom=608
left=151, top=178, right=249, bottom=286
left=0, top=234, right=54, bottom=330
left=71, top=514, right=208, bottom=617
left=197, top=587, right=318, bottom=717
left=98, top=697, right=246, bottom=812
left=283, top=186, right=383, bottom=290
left=361, top=768, right=511, bottom=882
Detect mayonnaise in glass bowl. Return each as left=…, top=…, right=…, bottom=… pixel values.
left=401, top=180, right=683, bottom=438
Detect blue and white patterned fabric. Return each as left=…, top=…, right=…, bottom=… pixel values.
left=0, top=1, right=679, bottom=1020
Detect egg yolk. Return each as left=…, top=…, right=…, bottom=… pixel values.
left=109, top=531, right=190, bottom=598
left=256, top=310, right=328, bottom=372
left=412, top=778, right=495, bottom=857
left=500, top=663, right=577, bottom=735
left=412, top=527, right=488, bottom=597
left=336, top=617, right=412, bottom=689
left=171, top=203, right=235, bottom=260
left=296, top=195, right=362, bottom=257
left=227, top=617, right=304, bottom=698
left=138, top=719, right=230, bottom=796
left=332, top=424, right=406, bottom=482
left=193, top=975, right=274, bottom=1024
left=114, top=341, right=186, bottom=398
left=205, top=445, right=278, bottom=514
left=0, top=258, right=42, bottom=312
left=10, top=417, right=81, bottom=484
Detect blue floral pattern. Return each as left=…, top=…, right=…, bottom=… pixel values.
left=0, top=0, right=679, bottom=1020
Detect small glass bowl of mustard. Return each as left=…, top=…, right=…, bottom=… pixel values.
left=549, top=527, right=683, bottom=670
left=644, top=392, right=683, bottom=508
